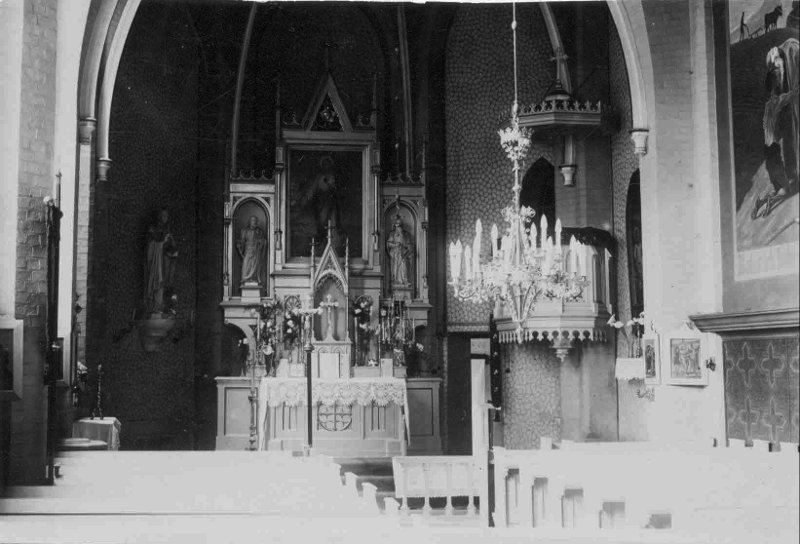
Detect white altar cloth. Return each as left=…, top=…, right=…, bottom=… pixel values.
left=257, top=377, right=409, bottom=451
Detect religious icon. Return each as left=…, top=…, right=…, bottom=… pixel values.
left=665, top=329, right=707, bottom=386
left=287, top=149, right=363, bottom=258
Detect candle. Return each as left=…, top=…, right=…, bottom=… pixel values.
left=555, top=218, right=562, bottom=249
left=570, top=236, right=578, bottom=275
left=464, top=246, right=472, bottom=280
left=472, top=219, right=482, bottom=280
left=540, top=215, right=548, bottom=248
left=577, top=244, right=585, bottom=277
left=530, top=223, right=537, bottom=250
left=491, top=224, right=499, bottom=259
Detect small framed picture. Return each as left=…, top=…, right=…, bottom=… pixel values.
left=664, top=327, right=707, bottom=386
left=642, top=331, right=660, bottom=385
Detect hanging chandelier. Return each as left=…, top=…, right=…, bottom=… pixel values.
left=448, top=3, right=589, bottom=344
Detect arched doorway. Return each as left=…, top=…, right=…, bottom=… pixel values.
left=520, top=158, right=556, bottom=236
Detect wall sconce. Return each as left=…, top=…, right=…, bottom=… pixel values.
left=705, top=357, right=716, bottom=371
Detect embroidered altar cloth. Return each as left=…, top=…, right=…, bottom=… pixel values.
left=259, top=377, right=407, bottom=408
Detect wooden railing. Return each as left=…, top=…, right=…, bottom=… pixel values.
left=493, top=440, right=799, bottom=536
left=391, top=456, right=482, bottom=515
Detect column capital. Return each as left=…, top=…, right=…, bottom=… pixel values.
left=629, top=128, right=649, bottom=157
left=78, top=117, right=97, bottom=144
left=96, top=157, right=112, bottom=182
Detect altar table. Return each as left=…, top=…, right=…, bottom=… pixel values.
left=258, top=377, right=408, bottom=457
left=215, top=376, right=408, bottom=457
left=71, top=417, right=121, bottom=451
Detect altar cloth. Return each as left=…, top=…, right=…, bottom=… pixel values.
left=72, top=417, right=121, bottom=451
left=257, top=377, right=409, bottom=451
left=259, top=377, right=407, bottom=407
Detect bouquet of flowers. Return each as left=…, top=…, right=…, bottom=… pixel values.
left=607, top=311, right=647, bottom=358
left=254, top=300, right=282, bottom=374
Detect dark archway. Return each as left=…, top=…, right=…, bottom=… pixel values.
left=520, top=158, right=556, bottom=236
left=626, top=170, right=643, bottom=317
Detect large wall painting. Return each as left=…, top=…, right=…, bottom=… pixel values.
left=728, top=3, right=799, bottom=279
left=287, top=149, right=363, bottom=259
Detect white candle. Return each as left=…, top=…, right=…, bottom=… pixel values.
left=472, top=220, right=482, bottom=280
left=464, top=245, right=472, bottom=280
left=530, top=223, right=537, bottom=250
left=491, top=224, right=499, bottom=259
left=577, top=244, right=584, bottom=277
left=570, top=236, right=578, bottom=274
left=555, top=218, right=562, bottom=250
left=540, top=215, right=548, bottom=248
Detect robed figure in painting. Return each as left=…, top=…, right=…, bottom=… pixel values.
left=305, top=156, right=342, bottom=244
left=386, top=216, right=413, bottom=287
left=237, top=215, right=267, bottom=286
left=144, top=208, right=178, bottom=315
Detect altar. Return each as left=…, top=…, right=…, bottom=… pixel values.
left=215, top=72, right=436, bottom=458
left=257, top=377, right=407, bottom=456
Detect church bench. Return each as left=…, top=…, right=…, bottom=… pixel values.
left=493, top=442, right=799, bottom=537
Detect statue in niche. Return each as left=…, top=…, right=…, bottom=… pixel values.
left=386, top=215, right=413, bottom=287
left=305, top=156, right=342, bottom=245
left=237, top=215, right=267, bottom=286
left=144, top=208, right=178, bottom=315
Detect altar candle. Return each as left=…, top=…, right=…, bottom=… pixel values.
left=491, top=224, right=499, bottom=259
left=555, top=218, right=562, bottom=250
left=530, top=223, right=537, bottom=250
left=540, top=215, right=548, bottom=248
left=570, top=236, right=578, bottom=274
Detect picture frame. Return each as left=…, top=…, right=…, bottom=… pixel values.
left=642, top=330, right=660, bottom=385
left=663, top=326, right=707, bottom=386
left=0, top=316, right=24, bottom=400
left=286, top=147, right=366, bottom=260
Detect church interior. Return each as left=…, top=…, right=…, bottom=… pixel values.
left=0, top=0, right=798, bottom=541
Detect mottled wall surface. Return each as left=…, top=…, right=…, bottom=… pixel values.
left=445, top=3, right=554, bottom=332
left=90, top=3, right=200, bottom=449
left=724, top=335, right=799, bottom=444
left=501, top=343, right=561, bottom=449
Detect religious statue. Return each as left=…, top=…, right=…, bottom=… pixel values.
left=386, top=216, right=413, bottom=287
left=305, top=156, right=341, bottom=244
left=236, top=216, right=267, bottom=286
left=144, top=208, right=178, bottom=315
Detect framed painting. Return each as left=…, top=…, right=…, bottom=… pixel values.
left=642, top=331, right=660, bottom=385
left=0, top=317, right=23, bottom=400
left=286, top=147, right=364, bottom=259
left=664, top=327, right=707, bottom=386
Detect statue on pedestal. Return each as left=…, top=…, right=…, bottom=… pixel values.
left=386, top=216, right=413, bottom=288
left=144, top=208, right=178, bottom=315
left=237, top=216, right=267, bottom=287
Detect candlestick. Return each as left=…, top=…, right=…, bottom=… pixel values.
left=540, top=215, right=548, bottom=248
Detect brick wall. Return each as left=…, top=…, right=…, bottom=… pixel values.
left=9, top=0, right=58, bottom=484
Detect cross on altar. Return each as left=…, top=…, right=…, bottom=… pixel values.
left=319, top=294, right=339, bottom=341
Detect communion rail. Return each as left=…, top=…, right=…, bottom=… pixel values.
left=391, top=455, right=482, bottom=515
left=493, top=441, right=799, bottom=539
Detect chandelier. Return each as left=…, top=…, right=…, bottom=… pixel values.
left=448, top=3, right=589, bottom=344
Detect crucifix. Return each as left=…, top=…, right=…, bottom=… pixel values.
left=319, top=294, right=339, bottom=341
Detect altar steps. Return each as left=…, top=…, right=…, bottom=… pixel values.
left=333, top=456, right=481, bottom=525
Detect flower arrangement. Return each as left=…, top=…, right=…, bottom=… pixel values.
left=352, top=296, right=375, bottom=366
left=607, top=311, right=647, bottom=358
left=253, top=300, right=282, bottom=374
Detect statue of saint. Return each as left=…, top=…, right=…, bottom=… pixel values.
left=386, top=216, right=413, bottom=287
left=237, top=215, right=267, bottom=286
left=144, top=208, right=178, bottom=315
